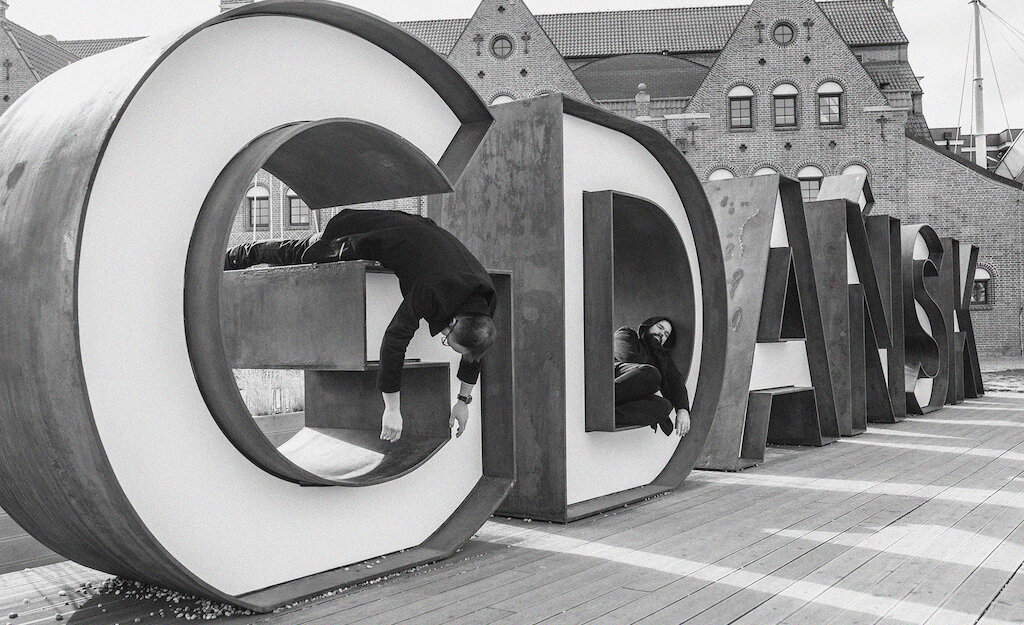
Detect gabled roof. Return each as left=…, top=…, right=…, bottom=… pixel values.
left=398, top=0, right=908, bottom=58
left=864, top=62, right=922, bottom=94
left=60, top=37, right=144, bottom=58
left=1, top=20, right=79, bottom=80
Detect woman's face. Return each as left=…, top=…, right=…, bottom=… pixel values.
left=649, top=320, right=673, bottom=346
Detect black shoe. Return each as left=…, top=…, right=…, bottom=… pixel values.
left=300, top=233, right=349, bottom=264
left=657, top=416, right=673, bottom=436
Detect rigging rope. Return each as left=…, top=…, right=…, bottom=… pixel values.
left=955, top=14, right=975, bottom=146
left=981, top=12, right=1013, bottom=136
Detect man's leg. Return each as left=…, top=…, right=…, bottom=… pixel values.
left=224, top=234, right=317, bottom=270
left=614, top=363, right=662, bottom=405
left=615, top=396, right=674, bottom=432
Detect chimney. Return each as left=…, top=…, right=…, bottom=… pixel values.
left=0, top=1, right=9, bottom=21
left=635, top=83, right=651, bottom=118
left=221, top=0, right=254, bottom=13
left=887, top=0, right=895, bottom=10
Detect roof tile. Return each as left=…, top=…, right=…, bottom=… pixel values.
left=60, top=37, right=144, bottom=58
left=3, top=20, right=79, bottom=79
left=398, top=0, right=907, bottom=58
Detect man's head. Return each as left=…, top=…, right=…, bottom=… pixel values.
left=443, top=314, right=497, bottom=360
left=639, top=316, right=677, bottom=350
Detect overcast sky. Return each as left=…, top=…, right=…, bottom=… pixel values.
left=8, top=0, right=1024, bottom=132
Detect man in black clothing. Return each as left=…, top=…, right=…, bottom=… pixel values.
left=225, top=208, right=497, bottom=443
left=613, top=316, right=690, bottom=436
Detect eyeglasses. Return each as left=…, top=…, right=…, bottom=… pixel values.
left=441, top=319, right=458, bottom=347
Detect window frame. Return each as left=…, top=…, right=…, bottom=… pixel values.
left=797, top=166, right=825, bottom=203
left=971, top=267, right=993, bottom=307
left=490, top=35, right=514, bottom=59
left=287, top=193, right=311, bottom=228
left=772, top=22, right=796, bottom=46
left=773, top=93, right=798, bottom=128
left=248, top=196, right=270, bottom=231
left=729, top=95, right=753, bottom=129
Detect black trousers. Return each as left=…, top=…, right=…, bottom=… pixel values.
left=614, top=362, right=673, bottom=428
left=223, top=235, right=318, bottom=270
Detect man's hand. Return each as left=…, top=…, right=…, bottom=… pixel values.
left=450, top=400, right=470, bottom=438
left=381, top=406, right=403, bottom=442
left=675, top=408, right=691, bottom=437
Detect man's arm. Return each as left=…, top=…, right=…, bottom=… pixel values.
left=377, top=298, right=421, bottom=441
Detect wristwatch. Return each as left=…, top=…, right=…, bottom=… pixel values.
left=457, top=393, right=473, bottom=405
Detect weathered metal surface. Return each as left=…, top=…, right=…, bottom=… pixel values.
left=221, top=262, right=368, bottom=370
left=582, top=191, right=615, bottom=432
left=263, top=120, right=454, bottom=209
left=757, top=247, right=794, bottom=342
left=849, top=285, right=867, bottom=434
left=865, top=215, right=906, bottom=421
left=796, top=198, right=846, bottom=439
left=306, top=364, right=452, bottom=438
left=818, top=172, right=875, bottom=214
left=436, top=96, right=728, bottom=520
left=763, top=387, right=824, bottom=446
left=0, top=0, right=502, bottom=612
left=432, top=95, right=568, bottom=520
left=955, top=244, right=985, bottom=398
left=740, top=392, right=773, bottom=465
left=584, top=191, right=696, bottom=432
left=902, top=224, right=949, bottom=414
left=695, top=176, right=778, bottom=471
left=562, top=97, right=727, bottom=499
left=941, top=239, right=961, bottom=407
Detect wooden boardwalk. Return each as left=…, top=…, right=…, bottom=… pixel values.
left=2, top=395, right=1023, bottom=624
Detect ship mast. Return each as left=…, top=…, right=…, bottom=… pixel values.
left=972, top=0, right=988, bottom=168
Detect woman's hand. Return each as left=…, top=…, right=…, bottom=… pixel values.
left=675, top=408, right=691, bottom=437
left=381, top=407, right=403, bottom=442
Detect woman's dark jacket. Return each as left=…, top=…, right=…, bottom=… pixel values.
left=613, top=316, right=689, bottom=411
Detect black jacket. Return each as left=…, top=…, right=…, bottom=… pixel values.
left=322, top=209, right=496, bottom=393
left=613, top=316, right=689, bottom=411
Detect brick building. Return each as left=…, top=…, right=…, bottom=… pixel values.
left=1, top=0, right=1019, bottom=355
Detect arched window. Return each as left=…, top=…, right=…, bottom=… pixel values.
left=754, top=166, right=779, bottom=176
left=797, top=166, right=824, bottom=202
left=490, top=94, right=515, bottom=105
left=972, top=266, right=992, bottom=306
left=286, top=189, right=310, bottom=227
left=728, top=85, right=753, bottom=129
left=772, top=83, right=798, bottom=128
left=708, top=168, right=736, bottom=181
left=818, top=81, right=843, bottom=126
left=246, top=185, right=270, bottom=231
left=842, top=163, right=868, bottom=177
